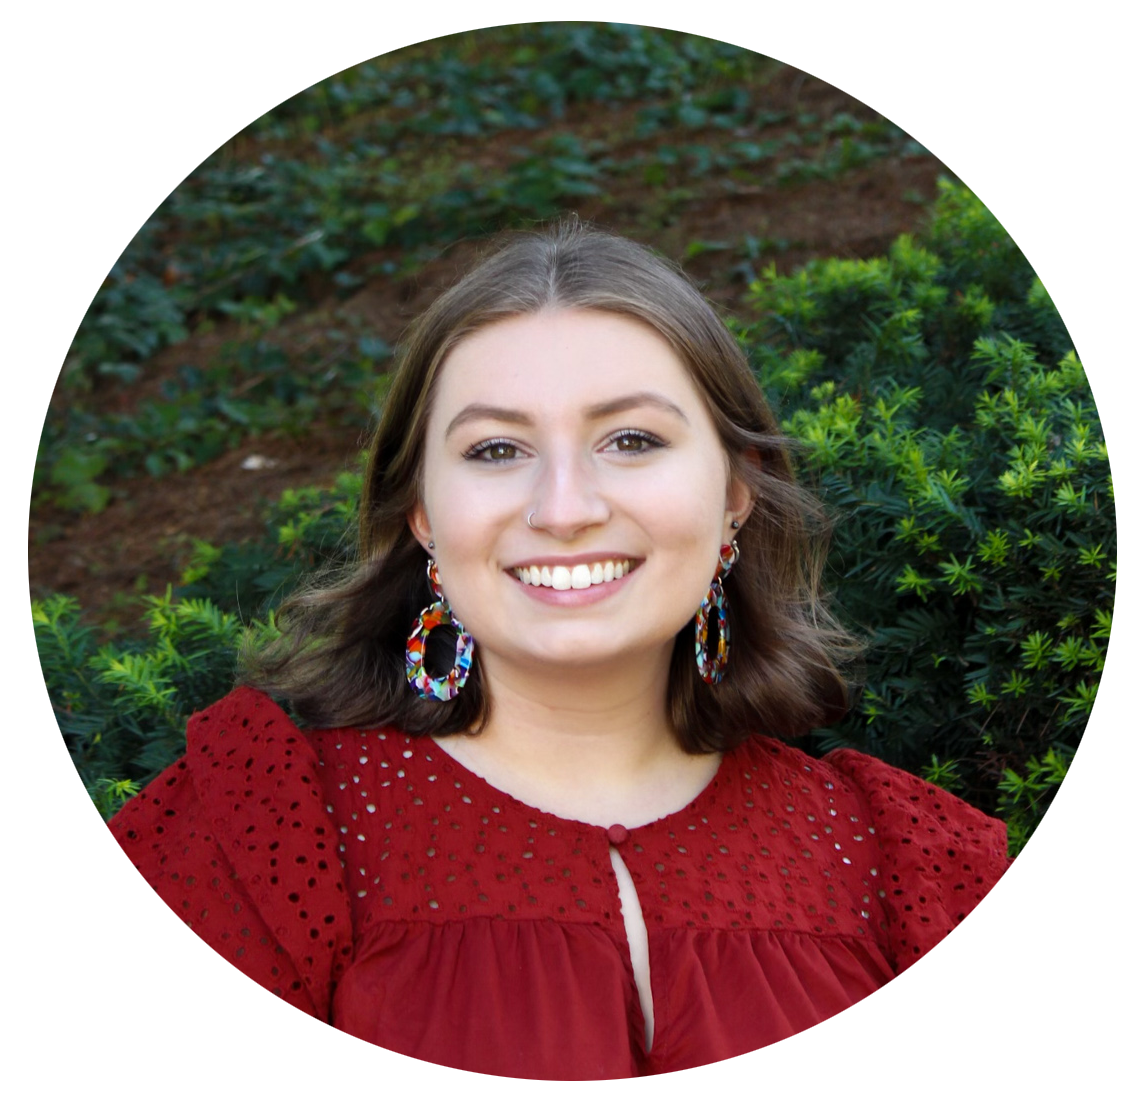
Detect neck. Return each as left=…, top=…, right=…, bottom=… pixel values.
left=485, top=655, right=672, bottom=763
left=433, top=647, right=721, bottom=827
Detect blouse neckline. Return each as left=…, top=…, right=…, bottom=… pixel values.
left=423, top=732, right=729, bottom=840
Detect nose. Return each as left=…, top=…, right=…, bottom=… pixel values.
left=528, top=449, right=610, bottom=539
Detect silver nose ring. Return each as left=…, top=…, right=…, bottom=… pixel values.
left=527, top=511, right=537, bottom=529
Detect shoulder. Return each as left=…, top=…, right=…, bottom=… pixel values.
left=182, top=684, right=330, bottom=814
left=185, top=684, right=303, bottom=754
left=113, top=686, right=329, bottom=832
left=727, top=736, right=1008, bottom=971
left=822, top=744, right=1009, bottom=971
left=732, top=734, right=1007, bottom=862
left=822, top=746, right=1008, bottom=861
left=112, top=683, right=340, bottom=877
left=725, top=732, right=872, bottom=813
left=110, top=686, right=354, bottom=1018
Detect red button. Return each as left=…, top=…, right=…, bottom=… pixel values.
left=606, top=824, right=629, bottom=845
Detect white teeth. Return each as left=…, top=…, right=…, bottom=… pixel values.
left=513, top=560, right=633, bottom=589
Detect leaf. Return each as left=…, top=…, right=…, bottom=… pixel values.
left=49, top=445, right=107, bottom=488
left=60, top=480, right=112, bottom=514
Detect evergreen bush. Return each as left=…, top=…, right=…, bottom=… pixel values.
left=34, top=591, right=251, bottom=815
left=34, top=472, right=362, bottom=817
left=742, top=180, right=1112, bottom=850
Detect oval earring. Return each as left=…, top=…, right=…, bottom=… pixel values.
left=694, top=542, right=738, bottom=685
left=405, top=560, right=475, bottom=701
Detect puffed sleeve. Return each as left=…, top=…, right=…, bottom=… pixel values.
left=110, top=686, right=355, bottom=1021
left=824, top=748, right=1010, bottom=974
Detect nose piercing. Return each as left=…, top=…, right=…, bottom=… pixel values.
left=527, top=511, right=537, bottom=529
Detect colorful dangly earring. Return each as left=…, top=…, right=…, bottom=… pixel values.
left=694, top=541, right=739, bottom=685
left=405, top=559, right=475, bottom=701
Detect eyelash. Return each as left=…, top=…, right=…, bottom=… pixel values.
left=463, top=429, right=667, bottom=463
left=602, top=428, right=667, bottom=454
left=462, top=437, right=522, bottom=463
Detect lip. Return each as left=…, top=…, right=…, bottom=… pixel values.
left=508, top=569, right=636, bottom=607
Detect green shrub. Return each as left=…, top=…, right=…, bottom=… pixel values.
left=34, top=591, right=258, bottom=816
left=743, top=180, right=1112, bottom=849
left=34, top=470, right=363, bottom=817
left=177, top=467, right=363, bottom=616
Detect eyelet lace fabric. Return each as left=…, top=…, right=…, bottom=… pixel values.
left=111, top=687, right=1008, bottom=1078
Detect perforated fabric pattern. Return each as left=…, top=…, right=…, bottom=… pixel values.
left=308, top=726, right=623, bottom=932
left=110, top=687, right=1009, bottom=1075
left=112, top=687, right=354, bottom=1019
left=825, top=747, right=1009, bottom=972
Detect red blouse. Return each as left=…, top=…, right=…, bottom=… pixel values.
left=111, top=686, right=1008, bottom=1078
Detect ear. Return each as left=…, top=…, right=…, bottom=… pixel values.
left=724, top=450, right=758, bottom=536
left=407, top=502, right=433, bottom=552
left=725, top=474, right=756, bottom=533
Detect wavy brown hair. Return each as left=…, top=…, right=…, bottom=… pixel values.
left=242, top=220, right=858, bottom=750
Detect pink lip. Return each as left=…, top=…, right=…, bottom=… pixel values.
left=508, top=570, right=635, bottom=607
left=512, top=571, right=637, bottom=605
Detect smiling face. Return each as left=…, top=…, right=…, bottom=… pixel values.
left=409, top=308, right=749, bottom=689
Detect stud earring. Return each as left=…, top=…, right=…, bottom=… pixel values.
left=694, top=541, right=739, bottom=685
left=405, top=560, right=475, bottom=701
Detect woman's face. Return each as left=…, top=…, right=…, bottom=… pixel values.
left=410, top=308, right=748, bottom=685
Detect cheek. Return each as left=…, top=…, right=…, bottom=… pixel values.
left=429, top=478, right=517, bottom=545
left=422, top=447, right=508, bottom=538
left=632, top=499, right=724, bottom=613
left=420, top=470, right=519, bottom=619
left=636, top=456, right=729, bottom=541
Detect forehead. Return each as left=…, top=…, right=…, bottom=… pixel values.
left=429, top=308, right=707, bottom=421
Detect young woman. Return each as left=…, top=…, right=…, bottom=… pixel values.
left=111, top=222, right=1008, bottom=1079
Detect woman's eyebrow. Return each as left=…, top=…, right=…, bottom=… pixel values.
left=445, top=392, right=689, bottom=439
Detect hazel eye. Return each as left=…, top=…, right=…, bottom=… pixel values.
left=464, top=438, right=520, bottom=463
left=603, top=429, right=666, bottom=454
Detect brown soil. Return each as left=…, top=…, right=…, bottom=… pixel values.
left=28, top=63, right=952, bottom=630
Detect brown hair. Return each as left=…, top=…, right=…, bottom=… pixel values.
left=242, top=220, right=857, bottom=749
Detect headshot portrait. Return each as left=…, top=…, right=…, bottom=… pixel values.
left=16, top=7, right=1128, bottom=1101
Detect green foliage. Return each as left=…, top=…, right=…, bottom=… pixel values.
left=996, top=747, right=1072, bottom=855
left=41, top=30, right=920, bottom=516
left=33, top=591, right=257, bottom=816
left=35, top=467, right=364, bottom=818
left=37, top=333, right=384, bottom=507
left=60, top=25, right=763, bottom=393
left=259, top=24, right=759, bottom=139
left=744, top=180, right=1111, bottom=850
left=63, top=260, right=190, bottom=389
left=178, top=467, right=364, bottom=617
